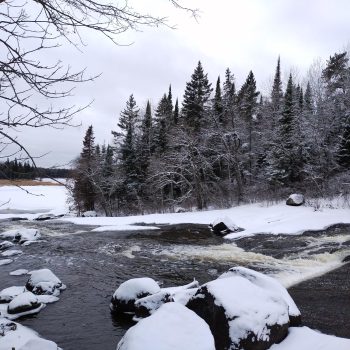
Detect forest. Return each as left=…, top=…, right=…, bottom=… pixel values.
left=71, top=53, right=350, bottom=216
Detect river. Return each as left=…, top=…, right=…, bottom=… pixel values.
left=1, top=219, right=350, bottom=349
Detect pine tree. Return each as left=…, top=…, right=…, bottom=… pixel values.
left=271, top=57, right=283, bottom=116
left=73, top=125, right=96, bottom=212
left=154, top=94, right=171, bottom=154
left=222, top=68, right=236, bottom=128
left=139, top=101, right=153, bottom=179
left=338, top=116, right=350, bottom=167
left=173, top=98, right=179, bottom=125
left=182, top=61, right=213, bottom=132
left=213, top=76, right=224, bottom=123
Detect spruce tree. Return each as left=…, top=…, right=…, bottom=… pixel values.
left=222, top=68, right=236, bottom=127
left=173, top=98, right=179, bottom=125
left=213, top=76, right=224, bottom=124
left=338, top=117, right=350, bottom=167
left=182, top=61, right=213, bottom=132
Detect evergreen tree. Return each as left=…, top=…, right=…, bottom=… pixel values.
left=154, top=94, right=171, bottom=154
left=338, top=116, right=350, bottom=167
left=73, top=125, right=96, bottom=212
left=222, top=68, right=236, bottom=127
left=182, top=61, right=213, bottom=132
left=213, top=76, right=224, bottom=123
left=173, top=98, right=179, bottom=125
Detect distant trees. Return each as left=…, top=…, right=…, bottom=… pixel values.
left=72, top=53, right=350, bottom=216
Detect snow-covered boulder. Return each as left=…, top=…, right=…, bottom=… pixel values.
left=117, top=302, right=215, bottom=350
left=82, top=210, right=97, bottom=217
left=1, top=228, right=41, bottom=244
left=110, top=278, right=160, bottom=314
left=10, top=269, right=29, bottom=276
left=0, top=318, right=61, bottom=349
left=0, top=241, right=14, bottom=251
left=174, top=206, right=186, bottom=213
left=286, top=194, right=305, bottom=206
left=0, top=286, right=25, bottom=303
left=26, top=269, right=65, bottom=296
left=209, top=216, right=239, bottom=236
left=134, top=280, right=200, bottom=318
left=186, top=276, right=289, bottom=350
left=1, top=249, right=22, bottom=257
left=219, top=267, right=301, bottom=326
left=7, top=292, right=42, bottom=315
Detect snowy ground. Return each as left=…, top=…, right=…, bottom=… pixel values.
left=1, top=185, right=350, bottom=238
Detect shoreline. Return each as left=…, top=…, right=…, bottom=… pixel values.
left=288, top=261, right=350, bottom=338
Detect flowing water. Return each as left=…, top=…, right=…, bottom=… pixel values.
left=0, top=219, right=350, bottom=349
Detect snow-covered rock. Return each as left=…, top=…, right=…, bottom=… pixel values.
left=1, top=249, right=22, bottom=257
left=117, top=302, right=215, bottom=350
left=110, top=278, right=160, bottom=314
left=186, top=276, right=290, bottom=350
left=174, top=207, right=186, bottom=213
left=0, top=286, right=25, bottom=303
left=0, top=318, right=61, bottom=350
left=219, top=266, right=301, bottom=326
left=286, top=194, right=305, bottom=206
left=7, top=292, right=42, bottom=315
left=26, top=269, right=65, bottom=296
left=0, top=241, right=14, bottom=251
left=270, top=326, right=350, bottom=350
left=209, top=216, right=239, bottom=235
left=134, top=280, right=200, bottom=318
left=1, top=229, right=41, bottom=244
left=82, top=210, right=97, bottom=217
left=9, top=269, right=29, bottom=276
left=0, top=259, right=13, bottom=266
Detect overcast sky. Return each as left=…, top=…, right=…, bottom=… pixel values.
left=12, top=0, right=350, bottom=167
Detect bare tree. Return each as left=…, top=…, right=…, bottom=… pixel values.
left=0, top=0, right=197, bottom=166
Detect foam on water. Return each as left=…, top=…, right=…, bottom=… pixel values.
left=157, top=233, right=350, bottom=288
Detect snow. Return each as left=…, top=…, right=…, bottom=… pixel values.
left=287, top=193, right=305, bottom=205
left=0, top=229, right=40, bottom=243
left=0, top=259, right=13, bottom=266
left=0, top=286, right=25, bottom=303
left=91, top=225, right=159, bottom=232
left=27, top=269, right=63, bottom=290
left=204, top=276, right=289, bottom=343
left=218, top=267, right=300, bottom=317
left=117, top=302, right=215, bottom=350
left=0, top=318, right=60, bottom=350
left=270, top=326, right=350, bottom=350
left=210, top=216, right=239, bottom=231
left=61, top=202, right=350, bottom=238
left=9, top=269, right=28, bottom=276
left=114, top=278, right=160, bottom=301
left=7, top=292, right=40, bottom=313
left=0, top=241, right=14, bottom=250
left=0, top=185, right=68, bottom=218
left=1, top=250, right=22, bottom=257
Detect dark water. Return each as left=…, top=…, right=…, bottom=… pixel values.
left=0, top=219, right=350, bottom=349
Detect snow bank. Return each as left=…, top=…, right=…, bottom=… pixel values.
left=270, top=326, right=350, bottom=350
left=60, top=202, right=350, bottom=238
left=117, top=302, right=215, bottom=350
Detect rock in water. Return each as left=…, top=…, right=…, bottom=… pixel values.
left=7, top=292, right=42, bottom=314
left=186, top=276, right=289, bottom=350
left=219, top=266, right=301, bottom=326
left=26, top=269, right=65, bottom=296
left=209, top=216, right=239, bottom=236
left=286, top=194, right=305, bottom=206
left=0, top=286, right=26, bottom=303
left=110, top=277, right=160, bottom=314
left=0, top=241, right=15, bottom=251
left=117, top=302, right=215, bottom=350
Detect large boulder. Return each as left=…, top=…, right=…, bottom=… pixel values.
left=186, top=276, right=289, bottom=350
left=219, top=267, right=301, bottom=326
left=7, top=292, right=42, bottom=315
left=286, top=194, right=305, bottom=206
left=0, top=286, right=25, bottom=303
left=117, top=302, right=215, bottom=350
left=26, top=269, right=65, bottom=296
left=110, top=277, right=160, bottom=314
left=134, top=280, right=199, bottom=318
left=209, top=216, right=239, bottom=236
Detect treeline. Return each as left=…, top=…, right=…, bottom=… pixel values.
left=72, top=52, right=350, bottom=216
left=0, top=159, right=71, bottom=180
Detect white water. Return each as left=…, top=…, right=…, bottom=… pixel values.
left=156, top=234, right=350, bottom=288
